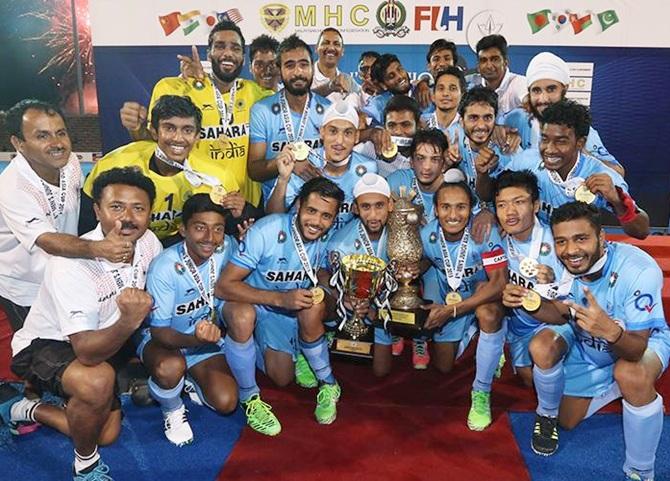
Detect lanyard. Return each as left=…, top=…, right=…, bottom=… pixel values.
left=357, top=221, right=386, bottom=258
left=181, top=243, right=216, bottom=315
left=506, top=219, right=543, bottom=262
left=210, top=75, right=237, bottom=132
left=110, top=255, right=142, bottom=291
left=280, top=90, right=311, bottom=143
left=290, top=215, right=319, bottom=287
left=438, top=227, right=470, bottom=292
left=546, top=155, right=583, bottom=196
left=154, top=146, right=219, bottom=187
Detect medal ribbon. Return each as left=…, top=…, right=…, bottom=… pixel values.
left=280, top=90, right=311, bottom=143
left=210, top=75, right=237, bottom=133
left=438, top=226, right=470, bottom=292
left=40, top=167, right=67, bottom=224
left=181, top=243, right=216, bottom=317
left=357, top=221, right=386, bottom=258
left=291, top=215, right=319, bottom=287
left=506, top=218, right=543, bottom=262
left=154, top=147, right=219, bottom=187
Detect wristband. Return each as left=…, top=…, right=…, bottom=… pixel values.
left=615, top=186, right=638, bottom=223
left=610, top=324, right=625, bottom=345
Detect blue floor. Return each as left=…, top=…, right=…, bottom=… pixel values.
left=509, top=412, right=670, bottom=481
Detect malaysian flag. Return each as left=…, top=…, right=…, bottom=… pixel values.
left=219, top=8, right=243, bottom=24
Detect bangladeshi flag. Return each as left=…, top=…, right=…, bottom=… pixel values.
left=527, top=9, right=551, bottom=33
left=159, top=12, right=180, bottom=36
left=569, top=13, right=592, bottom=34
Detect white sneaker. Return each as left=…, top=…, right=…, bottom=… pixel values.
left=163, top=405, right=193, bottom=447
left=183, top=379, right=204, bottom=406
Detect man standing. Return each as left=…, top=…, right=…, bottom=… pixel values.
left=420, top=67, right=466, bottom=134
left=3, top=167, right=162, bottom=480
left=216, top=178, right=344, bottom=435
left=248, top=34, right=280, bottom=92
left=311, top=28, right=360, bottom=108
left=503, top=202, right=669, bottom=480
left=0, top=100, right=130, bottom=332
left=248, top=34, right=330, bottom=204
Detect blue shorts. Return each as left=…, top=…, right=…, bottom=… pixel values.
left=253, top=305, right=299, bottom=373
left=136, top=328, right=225, bottom=370
left=506, top=320, right=573, bottom=368
left=562, top=327, right=670, bottom=398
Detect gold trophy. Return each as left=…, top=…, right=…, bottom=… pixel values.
left=385, top=188, right=429, bottom=335
left=329, top=253, right=389, bottom=358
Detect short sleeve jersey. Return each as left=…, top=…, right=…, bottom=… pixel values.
left=566, top=242, right=667, bottom=367
left=249, top=91, right=331, bottom=201
left=83, top=140, right=239, bottom=240
left=506, top=149, right=629, bottom=224
left=146, top=237, right=236, bottom=333
left=149, top=77, right=271, bottom=206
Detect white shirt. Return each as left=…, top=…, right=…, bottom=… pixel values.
left=469, top=68, right=527, bottom=120
left=0, top=153, right=82, bottom=305
left=354, top=141, right=411, bottom=179
left=312, top=63, right=361, bottom=110
left=11, top=225, right=162, bottom=355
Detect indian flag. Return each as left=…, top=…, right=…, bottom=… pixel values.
left=179, top=10, right=201, bottom=35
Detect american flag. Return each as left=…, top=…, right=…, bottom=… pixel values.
left=220, top=8, right=243, bottom=24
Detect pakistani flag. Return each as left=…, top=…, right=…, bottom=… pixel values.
left=527, top=9, right=551, bottom=33
left=597, top=10, right=619, bottom=31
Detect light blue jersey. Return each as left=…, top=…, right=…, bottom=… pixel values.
left=249, top=91, right=331, bottom=201
left=274, top=150, right=378, bottom=233
left=324, top=217, right=389, bottom=268
left=362, top=91, right=393, bottom=127
left=231, top=213, right=326, bottom=296
left=503, top=108, right=622, bottom=168
left=507, top=149, right=629, bottom=225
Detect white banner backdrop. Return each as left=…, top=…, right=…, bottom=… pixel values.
left=91, top=0, right=670, bottom=49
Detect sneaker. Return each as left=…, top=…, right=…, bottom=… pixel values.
left=294, top=353, right=318, bottom=388
left=625, top=471, right=653, bottom=481
left=495, top=352, right=506, bottom=379
left=467, top=390, right=492, bottom=431
left=183, top=379, right=204, bottom=406
left=242, top=394, right=281, bottom=436
left=0, top=384, right=22, bottom=427
left=412, top=340, right=430, bottom=370
left=73, top=459, right=113, bottom=481
left=325, top=330, right=336, bottom=348
left=315, top=383, right=341, bottom=425
left=531, top=414, right=559, bottom=456
left=391, top=336, right=405, bottom=356
left=163, top=405, right=193, bottom=447
left=7, top=396, right=42, bottom=436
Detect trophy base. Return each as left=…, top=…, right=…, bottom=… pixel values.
left=330, top=327, right=374, bottom=359
left=376, top=300, right=431, bottom=338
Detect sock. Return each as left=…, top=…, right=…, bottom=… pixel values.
left=10, top=397, right=41, bottom=423
left=584, top=382, right=621, bottom=419
left=472, top=325, right=506, bottom=393
left=623, top=395, right=663, bottom=479
left=224, top=335, right=259, bottom=402
left=73, top=446, right=100, bottom=474
left=533, top=362, right=565, bottom=418
left=148, top=377, right=184, bottom=414
left=300, top=336, right=336, bottom=385
left=456, top=321, right=479, bottom=359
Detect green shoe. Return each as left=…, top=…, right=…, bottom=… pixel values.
left=495, top=352, right=506, bottom=379
left=241, top=394, right=281, bottom=436
left=325, top=331, right=336, bottom=348
left=467, top=390, right=492, bottom=431
left=295, top=354, right=318, bottom=388
left=314, top=383, right=341, bottom=425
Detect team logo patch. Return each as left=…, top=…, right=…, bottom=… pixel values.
left=278, top=230, right=287, bottom=243
left=175, top=262, right=185, bottom=275
left=354, top=239, right=362, bottom=249
left=355, top=165, right=368, bottom=176
left=608, top=272, right=618, bottom=287
left=634, top=293, right=656, bottom=313
left=316, top=103, right=324, bottom=114
left=271, top=103, right=280, bottom=114
left=236, top=99, right=246, bottom=110
left=538, top=161, right=545, bottom=170
left=429, top=232, right=437, bottom=243
left=539, top=242, right=551, bottom=256
left=193, top=80, right=205, bottom=90
left=260, top=3, right=289, bottom=33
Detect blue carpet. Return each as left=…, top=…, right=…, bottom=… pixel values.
left=0, top=395, right=244, bottom=481
left=509, top=412, right=670, bottom=481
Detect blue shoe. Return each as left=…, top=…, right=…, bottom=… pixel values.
left=0, top=383, right=22, bottom=426
left=73, top=460, right=113, bottom=481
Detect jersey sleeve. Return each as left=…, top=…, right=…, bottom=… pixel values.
left=0, top=184, right=58, bottom=252
left=145, top=256, right=177, bottom=328
left=621, top=266, right=666, bottom=331
left=249, top=101, right=270, bottom=144
left=480, top=228, right=507, bottom=273
left=231, top=220, right=266, bottom=271
left=586, top=127, right=621, bottom=168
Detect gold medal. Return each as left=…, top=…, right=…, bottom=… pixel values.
left=521, top=290, right=542, bottom=312
left=445, top=291, right=462, bottom=305
left=293, top=141, right=310, bottom=161
left=575, top=184, right=596, bottom=204
left=311, top=287, right=325, bottom=305
left=381, top=142, right=398, bottom=159
left=209, top=184, right=227, bottom=205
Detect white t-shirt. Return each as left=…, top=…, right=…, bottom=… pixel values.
left=312, top=63, right=361, bottom=110
left=11, top=225, right=162, bottom=355
left=0, top=153, right=82, bottom=305
left=469, top=69, right=527, bottom=120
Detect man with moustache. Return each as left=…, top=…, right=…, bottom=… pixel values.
left=248, top=34, right=280, bottom=92
left=83, top=95, right=245, bottom=246
left=266, top=101, right=377, bottom=233
left=137, top=194, right=238, bottom=447
left=3, top=167, right=162, bottom=480
left=420, top=67, right=466, bottom=134
left=311, top=28, right=360, bottom=108
left=502, top=202, right=669, bottom=480
left=502, top=100, right=649, bottom=239
left=420, top=181, right=507, bottom=430
left=248, top=34, right=331, bottom=205
left=216, top=178, right=344, bottom=436
left=120, top=21, right=271, bottom=206
left=503, top=52, right=623, bottom=176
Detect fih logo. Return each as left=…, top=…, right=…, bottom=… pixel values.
left=260, top=3, right=290, bottom=33
left=373, top=0, right=410, bottom=38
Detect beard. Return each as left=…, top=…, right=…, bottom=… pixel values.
left=211, top=60, right=244, bottom=83
left=284, top=75, right=313, bottom=96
